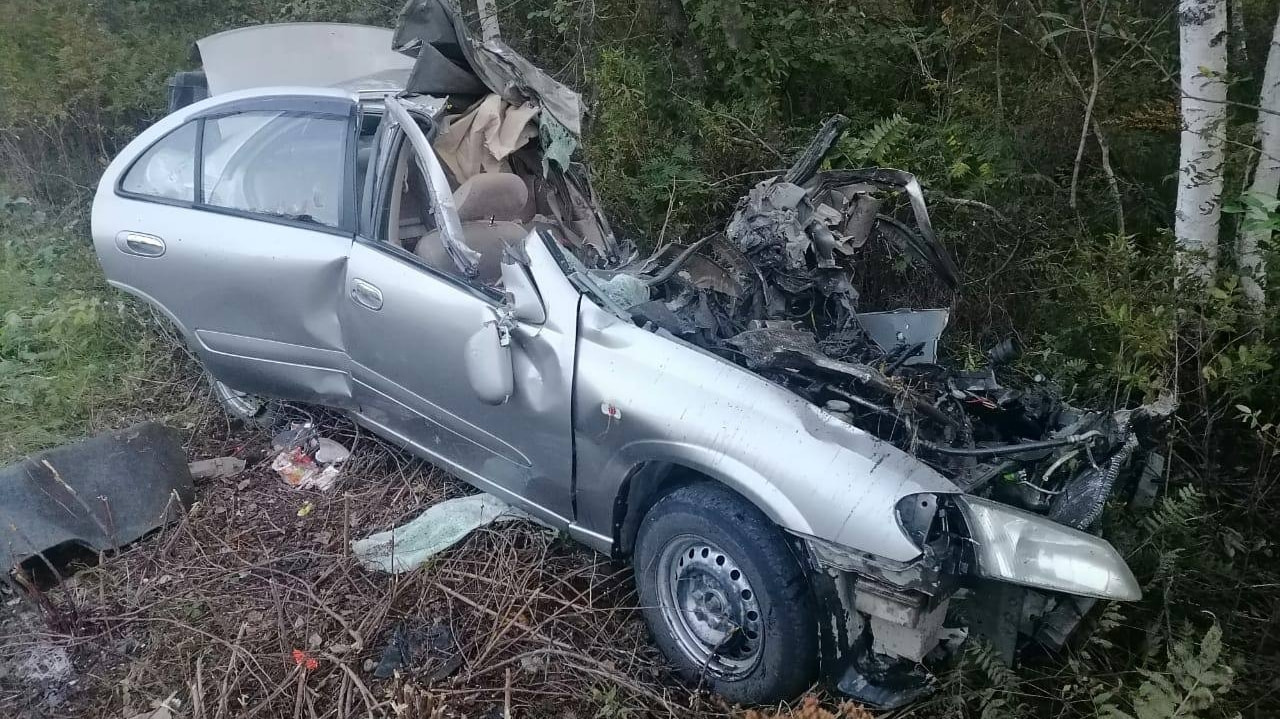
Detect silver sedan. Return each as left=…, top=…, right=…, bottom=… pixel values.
left=92, top=18, right=1148, bottom=708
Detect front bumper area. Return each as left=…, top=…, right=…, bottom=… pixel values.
left=802, top=538, right=957, bottom=709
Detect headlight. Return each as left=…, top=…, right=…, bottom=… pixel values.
left=953, top=495, right=1141, bottom=601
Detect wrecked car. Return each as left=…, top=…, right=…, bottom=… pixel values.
left=90, top=2, right=1168, bottom=708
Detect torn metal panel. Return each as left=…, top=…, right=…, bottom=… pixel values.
left=395, top=0, right=584, bottom=137
left=856, top=309, right=949, bottom=365
left=391, top=1, right=624, bottom=262
left=811, top=169, right=960, bottom=289
left=0, top=423, right=195, bottom=577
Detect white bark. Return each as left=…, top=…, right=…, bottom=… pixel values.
left=476, top=0, right=500, bottom=42
left=1239, top=8, right=1280, bottom=309
left=1176, top=0, right=1229, bottom=282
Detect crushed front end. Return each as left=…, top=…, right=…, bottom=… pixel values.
left=590, top=115, right=1172, bottom=707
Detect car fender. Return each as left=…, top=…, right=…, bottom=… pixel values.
left=571, top=300, right=961, bottom=564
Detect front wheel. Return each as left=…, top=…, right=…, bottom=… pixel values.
left=633, top=482, right=818, bottom=704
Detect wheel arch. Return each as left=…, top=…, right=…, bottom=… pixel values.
left=108, top=281, right=201, bottom=349
left=609, top=456, right=813, bottom=560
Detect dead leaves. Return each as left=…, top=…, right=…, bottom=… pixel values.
left=742, top=695, right=872, bottom=719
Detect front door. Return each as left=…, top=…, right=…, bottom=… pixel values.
left=92, top=93, right=359, bottom=406
left=340, top=97, right=578, bottom=522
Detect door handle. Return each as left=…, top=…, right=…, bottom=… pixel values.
left=350, top=278, right=383, bottom=311
left=116, top=231, right=166, bottom=257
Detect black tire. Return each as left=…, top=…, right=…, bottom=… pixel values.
left=633, top=482, right=818, bottom=704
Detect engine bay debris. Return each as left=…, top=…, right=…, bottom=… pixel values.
left=586, top=115, right=1174, bottom=701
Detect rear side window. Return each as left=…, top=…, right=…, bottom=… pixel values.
left=201, top=112, right=348, bottom=228
left=120, top=122, right=198, bottom=201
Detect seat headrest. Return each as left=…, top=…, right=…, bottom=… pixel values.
left=453, top=173, right=529, bottom=223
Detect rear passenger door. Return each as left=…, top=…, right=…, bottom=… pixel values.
left=93, top=93, right=360, bottom=407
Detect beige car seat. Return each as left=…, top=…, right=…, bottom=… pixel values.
left=387, top=150, right=431, bottom=249
left=415, top=173, right=530, bottom=282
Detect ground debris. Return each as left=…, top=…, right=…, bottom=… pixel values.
left=373, top=621, right=462, bottom=680
left=188, top=456, right=245, bottom=480
left=0, top=422, right=194, bottom=579
left=0, top=405, right=705, bottom=719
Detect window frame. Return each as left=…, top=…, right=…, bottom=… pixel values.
left=354, top=119, right=505, bottom=306
left=115, top=95, right=359, bottom=237
left=115, top=121, right=201, bottom=210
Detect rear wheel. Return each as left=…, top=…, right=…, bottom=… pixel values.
left=633, top=482, right=818, bottom=704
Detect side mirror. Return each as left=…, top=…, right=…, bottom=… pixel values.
left=465, top=310, right=514, bottom=405
left=500, top=244, right=546, bottom=324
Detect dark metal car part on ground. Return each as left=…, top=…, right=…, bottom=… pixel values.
left=0, top=423, right=195, bottom=582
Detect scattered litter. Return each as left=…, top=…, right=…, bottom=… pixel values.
left=297, top=501, right=315, bottom=518
left=269, top=423, right=350, bottom=491
left=291, top=649, right=319, bottom=672
left=187, top=456, right=246, bottom=480
left=314, top=437, right=351, bottom=464
left=352, top=494, right=525, bottom=574
left=272, top=423, right=319, bottom=451
left=373, top=621, right=462, bottom=680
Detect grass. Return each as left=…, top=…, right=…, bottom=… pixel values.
left=0, top=194, right=154, bottom=461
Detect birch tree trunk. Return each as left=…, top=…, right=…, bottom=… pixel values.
left=476, top=0, right=500, bottom=42
left=1175, top=0, right=1229, bottom=283
left=1239, top=8, right=1280, bottom=309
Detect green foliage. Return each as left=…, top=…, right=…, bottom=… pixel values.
left=1139, top=485, right=1206, bottom=547
left=589, top=683, right=635, bottom=719
left=1031, top=233, right=1176, bottom=403
left=943, top=640, right=1024, bottom=719
left=0, top=194, right=150, bottom=460
left=681, top=0, right=907, bottom=107
left=1098, top=623, right=1234, bottom=719
left=837, top=114, right=914, bottom=167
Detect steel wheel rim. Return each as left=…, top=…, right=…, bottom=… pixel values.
left=212, top=379, right=264, bottom=419
left=655, top=534, right=763, bottom=678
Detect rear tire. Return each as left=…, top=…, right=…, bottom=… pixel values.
left=633, top=482, right=818, bottom=704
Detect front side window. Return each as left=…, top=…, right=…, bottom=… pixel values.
left=120, top=122, right=198, bottom=201
left=201, top=112, right=348, bottom=228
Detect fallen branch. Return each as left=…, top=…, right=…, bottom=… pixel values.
left=925, top=193, right=1011, bottom=224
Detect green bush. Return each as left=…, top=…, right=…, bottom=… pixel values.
left=0, top=193, right=151, bottom=459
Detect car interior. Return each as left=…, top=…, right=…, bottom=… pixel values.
left=368, top=111, right=542, bottom=287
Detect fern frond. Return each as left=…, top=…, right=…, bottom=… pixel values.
left=841, top=114, right=912, bottom=165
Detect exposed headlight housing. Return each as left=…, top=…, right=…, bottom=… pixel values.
left=953, top=495, right=1142, bottom=601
